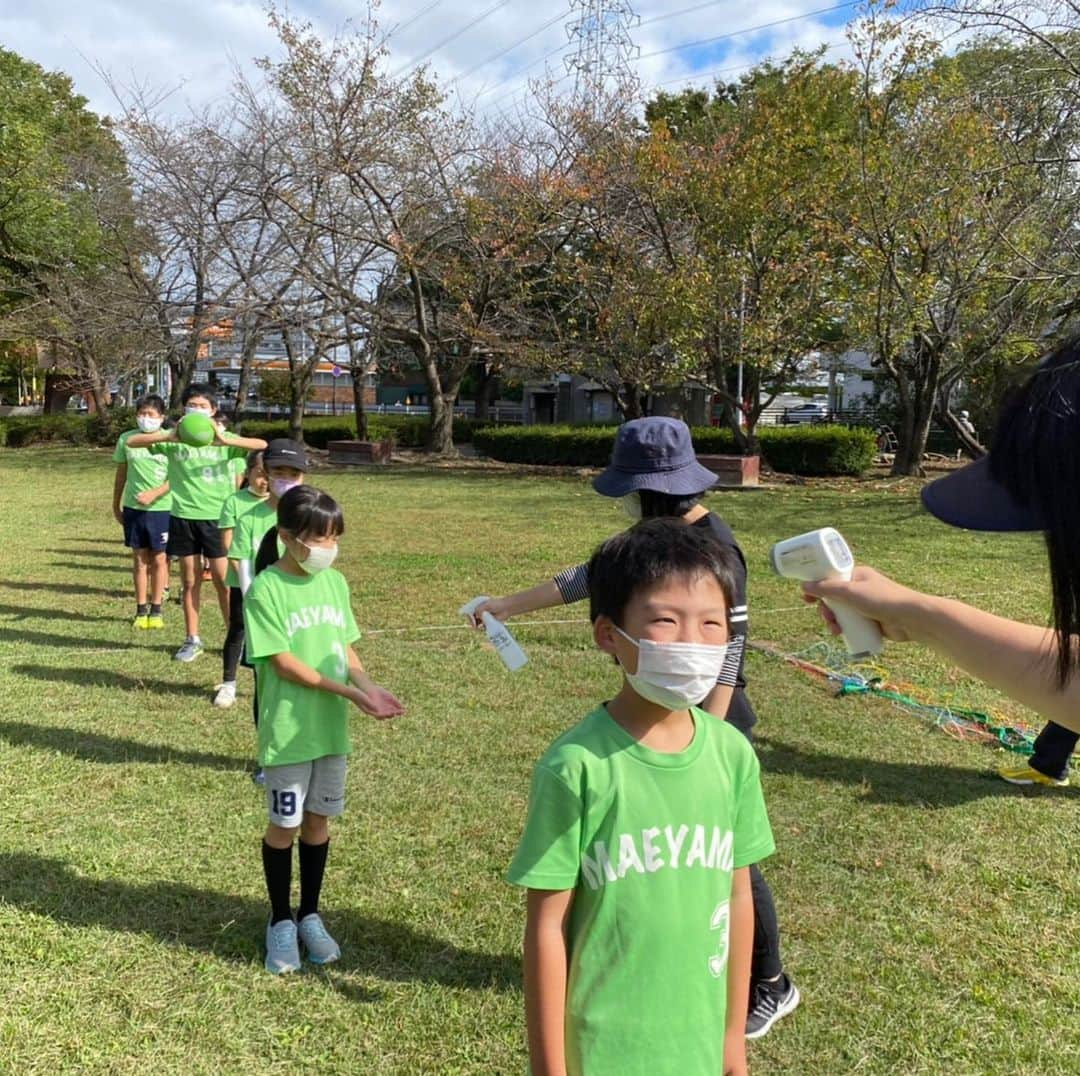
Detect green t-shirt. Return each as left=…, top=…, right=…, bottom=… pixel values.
left=113, top=430, right=172, bottom=512
left=244, top=565, right=361, bottom=768
left=150, top=435, right=247, bottom=521
left=507, top=706, right=775, bottom=1076
left=218, top=489, right=270, bottom=587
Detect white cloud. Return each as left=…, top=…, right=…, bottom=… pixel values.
left=0, top=0, right=861, bottom=120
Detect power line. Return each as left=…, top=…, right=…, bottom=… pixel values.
left=386, top=0, right=446, bottom=43
left=451, top=10, right=568, bottom=85
left=638, top=3, right=860, bottom=62
left=393, top=0, right=517, bottom=78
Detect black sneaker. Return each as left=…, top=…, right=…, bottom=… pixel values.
left=745, top=974, right=800, bottom=1039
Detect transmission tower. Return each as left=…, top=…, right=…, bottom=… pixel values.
left=564, top=0, right=640, bottom=116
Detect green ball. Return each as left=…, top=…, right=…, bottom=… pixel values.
left=177, top=412, right=216, bottom=447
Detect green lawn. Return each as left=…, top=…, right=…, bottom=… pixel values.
left=0, top=446, right=1077, bottom=1075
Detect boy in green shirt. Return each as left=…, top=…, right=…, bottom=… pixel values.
left=127, top=384, right=267, bottom=662
left=508, top=519, right=775, bottom=1076
left=112, top=394, right=172, bottom=629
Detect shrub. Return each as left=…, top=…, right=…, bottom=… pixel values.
left=1, top=414, right=91, bottom=448
left=87, top=407, right=136, bottom=446
left=238, top=414, right=482, bottom=449
left=756, top=424, right=877, bottom=477
left=473, top=422, right=877, bottom=477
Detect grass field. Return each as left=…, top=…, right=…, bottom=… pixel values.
left=1, top=446, right=1078, bottom=1075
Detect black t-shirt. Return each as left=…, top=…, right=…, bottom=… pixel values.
left=693, top=512, right=757, bottom=738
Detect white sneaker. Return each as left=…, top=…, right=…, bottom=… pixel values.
left=213, top=681, right=237, bottom=708
left=265, top=918, right=301, bottom=974
left=297, top=913, right=341, bottom=965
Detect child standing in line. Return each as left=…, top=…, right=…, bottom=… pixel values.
left=127, top=385, right=267, bottom=663
left=226, top=440, right=309, bottom=785
left=244, top=485, right=404, bottom=974
left=112, top=394, right=172, bottom=630
left=470, top=418, right=799, bottom=1038
left=213, top=451, right=270, bottom=708
left=508, top=520, right=774, bottom=1076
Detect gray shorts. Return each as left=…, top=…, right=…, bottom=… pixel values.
left=265, top=755, right=347, bottom=827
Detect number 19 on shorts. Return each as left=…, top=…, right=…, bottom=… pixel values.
left=272, top=790, right=297, bottom=818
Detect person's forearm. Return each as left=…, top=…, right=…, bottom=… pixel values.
left=127, top=430, right=172, bottom=448
left=725, top=869, right=754, bottom=1043
left=524, top=917, right=569, bottom=1076
left=504, top=580, right=564, bottom=618
left=908, top=594, right=1080, bottom=732
left=227, top=435, right=268, bottom=451
left=271, top=653, right=354, bottom=699
left=702, top=684, right=734, bottom=721
left=112, top=467, right=126, bottom=511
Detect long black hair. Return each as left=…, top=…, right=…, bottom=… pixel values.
left=254, top=486, right=345, bottom=576
left=991, top=330, right=1080, bottom=685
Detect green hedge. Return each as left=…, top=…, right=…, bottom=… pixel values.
left=473, top=423, right=877, bottom=477
left=238, top=414, right=482, bottom=449
left=0, top=414, right=94, bottom=447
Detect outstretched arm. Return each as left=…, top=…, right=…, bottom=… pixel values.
left=806, top=567, right=1080, bottom=733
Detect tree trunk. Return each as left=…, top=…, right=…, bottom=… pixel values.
left=891, top=384, right=936, bottom=477
left=473, top=360, right=498, bottom=421
left=427, top=392, right=455, bottom=455
left=618, top=381, right=644, bottom=420
left=351, top=372, right=369, bottom=440
left=233, top=329, right=261, bottom=427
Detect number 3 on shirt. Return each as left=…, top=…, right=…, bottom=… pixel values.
left=331, top=641, right=347, bottom=679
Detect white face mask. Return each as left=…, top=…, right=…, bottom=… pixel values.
left=137, top=415, right=162, bottom=433
left=297, top=539, right=339, bottom=575
left=615, top=625, right=728, bottom=710
left=620, top=492, right=642, bottom=520
left=184, top=405, right=212, bottom=416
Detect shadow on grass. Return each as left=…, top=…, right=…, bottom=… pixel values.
left=0, top=718, right=243, bottom=771
left=47, top=546, right=126, bottom=559
left=13, top=663, right=208, bottom=698
left=47, top=559, right=129, bottom=575
left=756, top=735, right=1080, bottom=807
left=0, top=626, right=132, bottom=651
left=0, top=601, right=117, bottom=623
left=1, top=580, right=120, bottom=598
left=0, top=852, right=520, bottom=995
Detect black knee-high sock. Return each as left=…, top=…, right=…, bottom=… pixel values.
left=262, top=841, right=293, bottom=925
left=297, top=839, right=329, bottom=921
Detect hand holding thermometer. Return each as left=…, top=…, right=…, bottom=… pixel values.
left=770, top=528, right=884, bottom=657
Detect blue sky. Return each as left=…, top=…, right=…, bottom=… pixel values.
left=0, top=1, right=862, bottom=119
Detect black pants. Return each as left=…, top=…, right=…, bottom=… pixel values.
left=223, top=587, right=245, bottom=683
left=1029, top=721, right=1079, bottom=781
left=224, top=586, right=260, bottom=731
left=726, top=691, right=784, bottom=986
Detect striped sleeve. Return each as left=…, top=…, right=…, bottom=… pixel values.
left=718, top=600, right=748, bottom=687
left=553, top=563, right=590, bottom=605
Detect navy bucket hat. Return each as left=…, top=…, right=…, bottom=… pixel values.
left=593, top=417, right=718, bottom=498
left=921, top=455, right=1042, bottom=532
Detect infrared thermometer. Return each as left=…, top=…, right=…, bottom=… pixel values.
left=770, top=528, right=884, bottom=657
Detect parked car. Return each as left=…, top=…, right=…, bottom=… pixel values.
left=781, top=402, right=828, bottom=425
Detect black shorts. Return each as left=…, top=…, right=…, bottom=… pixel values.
left=167, top=517, right=227, bottom=559
left=122, top=507, right=170, bottom=552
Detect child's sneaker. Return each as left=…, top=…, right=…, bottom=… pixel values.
left=213, top=681, right=237, bottom=708
left=265, top=918, right=301, bottom=974
left=998, top=762, right=1069, bottom=788
left=297, top=913, right=341, bottom=965
left=146, top=614, right=165, bottom=630
left=174, top=637, right=204, bottom=662
left=745, top=974, right=800, bottom=1039
left=132, top=614, right=150, bottom=630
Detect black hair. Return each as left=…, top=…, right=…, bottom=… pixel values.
left=182, top=383, right=217, bottom=410
left=991, top=329, right=1080, bottom=685
left=638, top=489, right=705, bottom=518
left=254, top=485, right=344, bottom=575
left=245, top=450, right=264, bottom=471
left=587, top=517, right=739, bottom=626
left=135, top=394, right=166, bottom=415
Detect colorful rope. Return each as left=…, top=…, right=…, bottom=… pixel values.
left=749, top=640, right=1040, bottom=756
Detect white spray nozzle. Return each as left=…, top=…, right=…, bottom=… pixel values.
left=458, top=596, right=491, bottom=627
left=770, top=527, right=883, bottom=658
